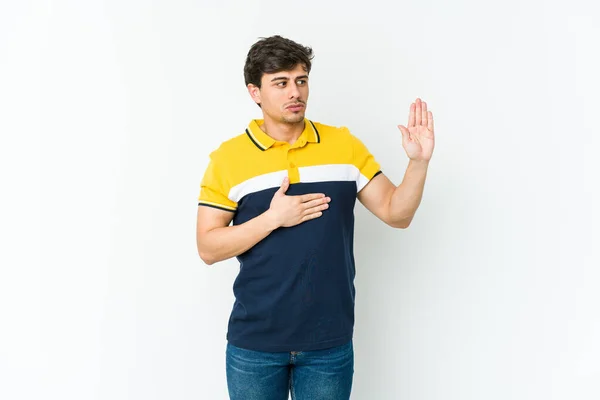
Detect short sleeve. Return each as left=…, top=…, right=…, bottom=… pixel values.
left=197, top=152, right=237, bottom=212
left=348, top=128, right=382, bottom=192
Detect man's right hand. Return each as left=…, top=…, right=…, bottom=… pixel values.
left=197, top=176, right=331, bottom=265
left=266, top=176, right=331, bottom=228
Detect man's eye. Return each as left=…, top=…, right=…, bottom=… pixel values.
left=297, top=80, right=306, bottom=85
left=277, top=82, right=286, bottom=87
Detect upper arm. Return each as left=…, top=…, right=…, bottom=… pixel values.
left=347, top=127, right=394, bottom=224
left=195, top=205, right=235, bottom=264
left=196, top=205, right=234, bottom=238
left=347, top=128, right=405, bottom=227
left=357, top=172, right=396, bottom=225
left=196, top=150, right=237, bottom=248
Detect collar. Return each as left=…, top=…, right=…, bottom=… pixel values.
left=245, top=118, right=320, bottom=151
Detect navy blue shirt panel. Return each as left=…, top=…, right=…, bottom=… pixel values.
left=227, top=181, right=358, bottom=352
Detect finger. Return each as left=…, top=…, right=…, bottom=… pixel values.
left=298, top=193, right=325, bottom=203
left=408, top=102, right=416, bottom=127
left=398, top=125, right=410, bottom=142
left=428, top=111, right=434, bottom=132
left=303, top=197, right=330, bottom=210
left=276, top=176, right=290, bottom=195
left=304, top=202, right=330, bottom=215
left=301, top=211, right=323, bottom=222
left=415, top=98, right=422, bottom=126
left=421, top=101, right=428, bottom=126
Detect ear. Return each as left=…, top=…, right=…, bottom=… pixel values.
left=247, top=84, right=261, bottom=106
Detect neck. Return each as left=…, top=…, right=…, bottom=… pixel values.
left=259, top=116, right=305, bottom=145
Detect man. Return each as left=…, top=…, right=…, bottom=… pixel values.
left=196, top=35, right=434, bottom=400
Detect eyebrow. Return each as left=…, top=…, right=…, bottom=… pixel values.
left=271, top=75, right=309, bottom=82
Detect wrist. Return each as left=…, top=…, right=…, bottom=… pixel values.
left=408, top=158, right=430, bottom=168
left=261, top=209, right=281, bottom=231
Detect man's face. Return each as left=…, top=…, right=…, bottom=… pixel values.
left=248, top=63, right=309, bottom=124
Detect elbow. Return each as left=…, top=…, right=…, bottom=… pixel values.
left=197, top=233, right=218, bottom=265
left=197, top=241, right=229, bottom=266
left=388, top=216, right=413, bottom=229
left=199, top=253, right=216, bottom=266
left=197, top=245, right=216, bottom=266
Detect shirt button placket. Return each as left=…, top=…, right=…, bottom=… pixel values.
left=287, top=150, right=299, bottom=183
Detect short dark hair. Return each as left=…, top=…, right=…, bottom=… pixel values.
left=244, top=35, right=314, bottom=88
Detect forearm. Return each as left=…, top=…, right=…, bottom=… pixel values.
left=197, top=211, right=278, bottom=265
left=388, top=160, right=429, bottom=227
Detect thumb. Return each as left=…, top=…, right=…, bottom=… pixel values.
left=276, top=176, right=289, bottom=195
left=397, top=125, right=410, bottom=143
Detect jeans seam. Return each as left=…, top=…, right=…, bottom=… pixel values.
left=289, top=366, right=295, bottom=400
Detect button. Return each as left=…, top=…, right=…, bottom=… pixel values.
left=289, top=162, right=296, bottom=168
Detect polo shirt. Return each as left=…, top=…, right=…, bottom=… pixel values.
left=198, top=118, right=381, bottom=352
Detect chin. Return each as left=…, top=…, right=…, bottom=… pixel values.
left=282, top=113, right=305, bottom=124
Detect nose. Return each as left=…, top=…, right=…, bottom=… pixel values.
left=288, top=82, right=300, bottom=99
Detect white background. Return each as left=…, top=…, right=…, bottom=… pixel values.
left=1, top=1, right=599, bottom=399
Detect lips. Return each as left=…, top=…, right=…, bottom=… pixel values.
left=286, top=103, right=305, bottom=111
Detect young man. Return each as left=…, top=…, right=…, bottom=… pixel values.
left=196, top=35, right=435, bottom=400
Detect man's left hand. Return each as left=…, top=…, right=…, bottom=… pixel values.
left=397, top=98, right=435, bottom=162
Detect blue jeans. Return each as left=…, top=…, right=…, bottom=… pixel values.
left=226, top=340, right=354, bottom=400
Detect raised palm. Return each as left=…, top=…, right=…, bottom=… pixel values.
left=397, top=98, right=435, bottom=162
